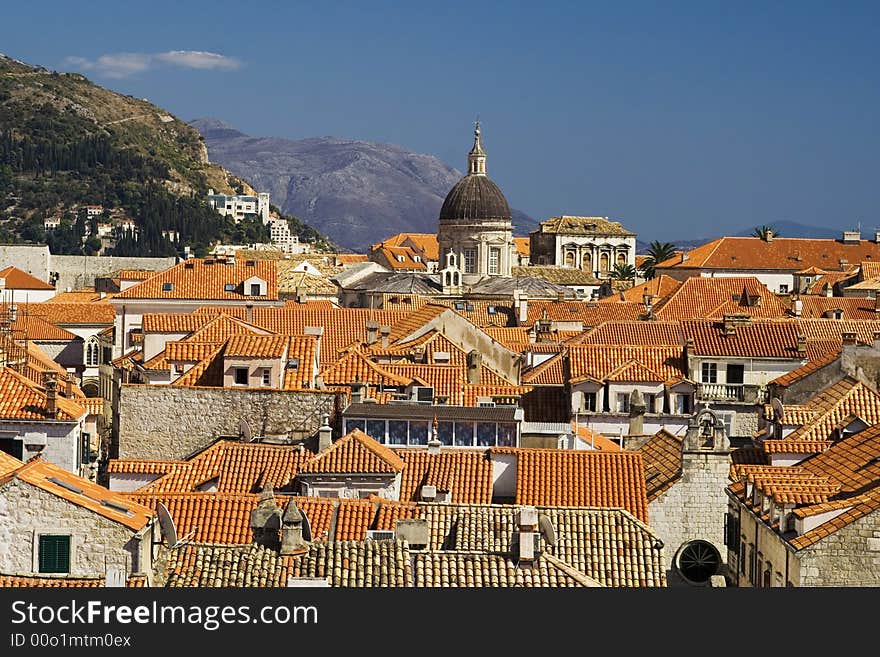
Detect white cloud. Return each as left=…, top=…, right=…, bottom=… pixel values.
left=63, top=50, right=241, bottom=78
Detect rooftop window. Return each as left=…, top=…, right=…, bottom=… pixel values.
left=162, top=282, right=174, bottom=292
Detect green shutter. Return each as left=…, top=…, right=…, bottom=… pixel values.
left=39, top=535, right=70, bottom=573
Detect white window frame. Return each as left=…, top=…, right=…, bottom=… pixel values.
left=261, top=368, right=272, bottom=387
left=701, top=362, right=718, bottom=383
left=488, top=248, right=500, bottom=275
left=464, top=248, right=476, bottom=274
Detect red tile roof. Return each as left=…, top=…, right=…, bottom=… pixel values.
left=510, top=449, right=649, bottom=522
left=770, top=349, right=841, bottom=387
left=1, top=459, right=153, bottom=531
left=397, top=449, right=494, bottom=504
left=28, top=302, right=115, bottom=325
left=656, top=236, right=880, bottom=272
left=0, top=367, right=85, bottom=421
left=568, top=344, right=686, bottom=384
left=655, top=277, right=789, bottom=320
left=598, top=275, right=682, bottom=304
left=223, top=334, right=288, bottom=358
left=682, top=319, right=803, bottom=358
left=576, top=321, right=684, bottom=346
left=525, top=301, right=643, bottom=326
left=0, top=266, right=53, bottom=290
left=114, top=258, right=278, bottom=300
left=522, top=353, right=565, bottom=385
left=784, top=377, right=880, bottom=443
left=639, top=429, right=682, bottom=501
left=796, top=296, right=878, bottom=320
left=300, top=429, right=405, bottom=474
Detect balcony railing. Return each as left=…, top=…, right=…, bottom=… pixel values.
left=697, top=383, right=762, bottom=403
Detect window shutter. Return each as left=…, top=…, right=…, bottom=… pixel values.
left=39, top=535, right=70, bottom=573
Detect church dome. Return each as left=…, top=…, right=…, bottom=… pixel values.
left=438, top=123, right=511, bottom=225
left=439, top=174, right=511, bottom=224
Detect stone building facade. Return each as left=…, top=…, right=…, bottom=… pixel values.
left=116, top=385, right=339, bottom=460
left=528, top=216, right=636, bottom=277
left=0, top=478, right=152, bottom=578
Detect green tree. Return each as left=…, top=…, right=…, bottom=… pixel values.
left=641, top=240, right=676, bottom=279
left=752, top=225, right=779, bottom=239
left=609, top=263, right=637, bottom=281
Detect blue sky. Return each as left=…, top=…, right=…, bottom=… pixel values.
left=2, top=1, right=879, bottom=241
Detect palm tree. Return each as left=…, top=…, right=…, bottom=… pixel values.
left=609, top=263, right=636, bottom=281
left=752, top=225, right=780, bottom=240
left=642, top=240, right=676, bottom=279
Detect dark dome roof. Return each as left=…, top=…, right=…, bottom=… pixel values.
left=439, top=174, right=511, bottom=224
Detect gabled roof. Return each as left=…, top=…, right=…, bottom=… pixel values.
left=638, top=429, right=683, bottom=502
left=0, top=265, right=54, bottom=290
left=1, top=305, right=78, bottom=340
left=300, top=429, right=405, bottom=474
left=655, top=277, right=788, bottom=320
left=0, top=367, right=85, bottom=421
left=522, top=352, right=565, bottom=385
left=770, top=349, right=841, bottom=387
left=605, top=359, right=666, bottom=383
left=0, top=450, right=22, bottom=476
left=319, top=349, right=413, bottom=387
left=1, top=459, right=152, bottom=531
left=223, top=334, right=288, bottom=359
left=513, top=237, right=530, bottom=257
left=113, top=258, right=278, bottom=301
left=682, top=319, right=803, bottom=358
left=568, top=344, right=686, bottom=384
left=795, top=296, right=878, bottom=320
left=656, top=236, right=880, bottom=272
left=598, top=275, right=682, bottom=304
left=784, top=377, right=880, bottom=443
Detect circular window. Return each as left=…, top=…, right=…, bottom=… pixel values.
left=675, top=540, right=720, bottom=585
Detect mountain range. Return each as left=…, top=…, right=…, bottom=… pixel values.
left=189, top=118, right=537, bottom=252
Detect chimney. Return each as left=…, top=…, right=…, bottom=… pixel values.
left=518, top=293, right=529, bottom=325
left=365, top=320, right=379, bottom=345
left=842, top=331, right=857, bottom=346
left=466, top=349, right=482, bottom=385
left=796, top=333, right=807, bottom=354
left=350, top=382, right=364, bottom=404
left=722, top=317, right=736, bottom=336
left=839, top=258, right=849, bottom=272
left=764, top=229, right=774, bottom=243
left=680, top=252, right=689, bottom=263
left=842, top=230, right=860, bottom=244
left=65, top=371, right=75, bottom=397
left=44, top=372, right=58, bottom=419
left=824, top=283, right=833, bottom=297
left=280, top=501, right=308, bottom=555
left=515, top=506, right=539, bottom=563
left=303, top=326, right=323, bottom=384
left=874, top=295, right=880, bottom=314
left=792, top=298, right=803, bottom=317
left=249, top=485, right=281, bottom=549
left=317, top=414, right=332, bottom=451
left=875, top=232, right=880, bottom=244
left=245, top=304, right=254, bottom=324
left=379, top=325, right=391, bottom=349
left=628, top=389, right=646, bottom=435
left=557, top=290, right=567, bottom=302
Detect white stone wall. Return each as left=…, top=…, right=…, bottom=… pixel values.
left=0, top=478, right=146, bottom=577
left=117, top=385, right=338, bottom=460
left=798, top=511, right=880, bottom=586
left=0, top=420, right=82, bottom=474
left=648, top=450, right=732, bottom=586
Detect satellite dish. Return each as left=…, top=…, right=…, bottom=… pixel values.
left=239, top=419, right=253, bottom=441
left=771, top=397, right=785, bottom=422
left=538, top=513, right=557, bottom=547
left=156, top=502, right=179, bottom=548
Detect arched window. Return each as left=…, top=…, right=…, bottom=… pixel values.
left=617, top=252, right=627, bottom=265
left=444, top=271, right=451, bottom=286
left=600, top=253, right=610, bottom=273
left=564, top=251, right=575, bottom=267
left=675, top=540, right=721, bottom=585
left=581, top=253, right=592, bottom=271
left=85, top=339, right=100, bottom=367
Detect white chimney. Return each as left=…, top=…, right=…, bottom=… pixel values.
left=518, top=293, right=529, bottom=325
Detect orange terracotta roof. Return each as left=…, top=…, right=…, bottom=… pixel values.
left=335, top=253, right=370, bottom=265
left=571, top=422, right=622, bottom=451
left=116, top=269, right=157, bottom=280
left=525, top=301, right=643, bottom=326
left=164, top=341, right=222, bottom=363
left=185, top=314, right=272, bottom=343
left=575, top=321, right=684, bottom=346
left=282, top=336, right=318, bottom=390
left=223, top=334, right=288, bottom=358
left=682, top=319, right=803, bottom=358
left=373, top=233, right=439, bottom=261
left=170, top=347, right=224, bottom=387
left=807, top=270, right=858, bottom=294
left=762, top=439, right=831, bottom=455
left=333, top=499, right=377, bottom=541
left=796, top=296, right=878, bottom=320
left=397, top=449, right=493, bottom=503
left=319, top=350, right=413, bottom=387
left=437, top=299, right=516, bottom=328
left=2, top=305, right=78, bottom=340
left=513, top=237, right=530, bottom=257
left=301, top=429, right=405, bottom=474
left=0, top=575, right=105, bottom=587
left=106, top=458, right=183, bottom=476
left=777, top=404, right=817, bottom=426
left=522, top=353, right=565, bottom=385
left=511, top=449, right=649, bottom=521
left=0, top=266, right=53, bottom=290
left=77, top=397, right=104, bottom=416
left=568, top=344, right=686, bottom=384
left=1, top=459, right=152, bottom=530
left=859, top=261, right=880, bottom=279
left=375, top=246, right=428, bottom=271
left=656, top=236, right=880, bottom=272
left=141, top=313, right=211, bottom=333
left=114, top=258, right=278, bottom=300
left=654, top=277, right=789, bottom=320
left=137, top=440, right=309, bottom=494
left=785, top=377, right=880, bottom=443
left=605, top=359, right=667, bottom=383
left=0, top=450, right=22, bottom=476
left=128, top=492, right=259, bottom=544
left=483, top=327, right=532, bottom=348
left=27, top=302, right=115, bottom=325
left=0, top=367, right=85, bottom=421
left=639, top=429, right=683, bottom=501
left=598, top=275, right=682, bottom=304
left=46, top=290, right=111, bottom=303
